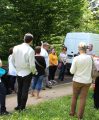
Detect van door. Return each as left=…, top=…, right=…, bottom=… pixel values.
left=64, top=37, right=76, bottom=64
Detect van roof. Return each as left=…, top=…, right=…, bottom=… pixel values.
left=66, top=32, right=99, bottom=39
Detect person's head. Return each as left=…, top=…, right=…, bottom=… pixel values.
left=78, top=42, right=87, bottom=54
left=88, top=44, right=93, bottom=51
left=43, top=42, right=49, bottom=51
left=62, top=46, right=67, bottom=53
left=35, top=46, right=41, bottom=54
left=24, top=33, right=33, bottom=45
left=51, top=48, right=56, bottom=54
left=9, top=47, right=13, bottom=55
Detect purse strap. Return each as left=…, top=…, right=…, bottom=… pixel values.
left=35, top=59, right=44, bottom=69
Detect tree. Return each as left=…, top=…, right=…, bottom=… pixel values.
left=0, top=0, right=97, bottom=59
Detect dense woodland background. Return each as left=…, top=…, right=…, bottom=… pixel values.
left=0, top=0, right=99, bottom=59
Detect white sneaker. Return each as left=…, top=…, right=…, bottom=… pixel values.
left=52, top=80, right=57, bottom=85
left=48, top=81, right=52, bottom=86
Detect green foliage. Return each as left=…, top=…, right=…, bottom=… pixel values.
left=0, top=0, right=98, bottom=59
left=0, top=90, right=99, bottom=120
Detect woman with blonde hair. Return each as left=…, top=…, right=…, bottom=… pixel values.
left=70, top=42, right=92, bottom=120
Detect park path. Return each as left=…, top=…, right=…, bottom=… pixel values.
left=6, top=82, right=72, bottom=112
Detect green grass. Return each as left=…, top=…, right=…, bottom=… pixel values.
left=0, top=90, right=99, bottom=120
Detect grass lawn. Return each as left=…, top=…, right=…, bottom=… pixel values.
left=0, top=90, right=99, bottom=120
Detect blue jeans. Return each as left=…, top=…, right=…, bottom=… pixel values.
left=32, top=75, right=44, bottom=91
left=58, top=63, right=66, bottom=81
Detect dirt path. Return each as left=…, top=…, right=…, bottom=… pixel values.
left=6, top=82, right=72, bottom=112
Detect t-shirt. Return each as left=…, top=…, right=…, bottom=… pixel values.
left=8, top=55, right=17, bottom=76
left=59, top=52, right=67, bottom=64
left=35, top=55, right=46, bottom=76
left=49, top=53, right=58, bottom=66
left=40, top=47, right=49, bottom=68
left=87, top=50, right=95, bottom=56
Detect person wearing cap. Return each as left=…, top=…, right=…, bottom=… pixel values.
left=12, top=33, right=37, bottom=110
left=40, top=42, right=52, bottom=89
left=69, top=42, right=92, bottom=120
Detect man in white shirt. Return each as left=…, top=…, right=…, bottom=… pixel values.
left=69, top=42, right=92, bottom=120
left=0, top=58, right=10, bottom=115
left=12, top=33, right=37, bottom=111
left=41, top=42, right=52, bottom=89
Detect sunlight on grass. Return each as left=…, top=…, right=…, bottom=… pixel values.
left=0, top=90, right=99, bottom=120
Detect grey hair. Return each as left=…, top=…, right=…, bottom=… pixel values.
left=24, top=33, right=33, bottom=43
left=78, top=42, right=87, bottom=52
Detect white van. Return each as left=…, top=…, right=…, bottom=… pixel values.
left=64, top=32, right=99, bottom=69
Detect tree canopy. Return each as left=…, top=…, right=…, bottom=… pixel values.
left=0, top=0, right=98, bottom=58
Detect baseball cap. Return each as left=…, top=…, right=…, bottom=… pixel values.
left=43, top=42, right=49, bottom=46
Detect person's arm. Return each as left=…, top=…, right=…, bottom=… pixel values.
left=0, top=59, right=2, bottom=67
left=11, top=48, right=16, bottom=69
left=70, top=57, right=77, bottom=74
left=29, top=50, right=37, bottom=74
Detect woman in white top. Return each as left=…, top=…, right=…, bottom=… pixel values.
left=58, top=46, right=67, bottom=81
left=8, top=47, right=17, bottom=93
left=69, top=42, right=92, bottom=120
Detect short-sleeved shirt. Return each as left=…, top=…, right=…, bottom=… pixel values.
left=40, top=47, right=49, bottom=68
left=59, top=52, right=67, bottom=64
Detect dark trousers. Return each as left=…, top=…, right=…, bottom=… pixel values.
left=49, top=66, right=57, bottom=80
left=0, top=82, right=6, bottom=113
left=17, top=73, right=32, bottom=109
left=58, top=63, right=66, bottom=81
left=1, top=75, right=11, bottom=94
left=9, top=75, right=16, bottom=91
left=94, top=77, right=99, bottom=109
left=70, top=81, right=90, bottom=119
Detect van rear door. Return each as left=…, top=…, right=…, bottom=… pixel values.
left=64, top=33, right=77, bottom=64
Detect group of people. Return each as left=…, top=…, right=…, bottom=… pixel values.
left=0, top=33, right=98, bottom=120
left=0, top=33, right=68, bottom=115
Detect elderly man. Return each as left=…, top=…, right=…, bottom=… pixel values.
left=40, top=42, right=52, bottom=89
left=87, top=44, right=95, bottom=56
left=12, top=33, right=37, bottom=110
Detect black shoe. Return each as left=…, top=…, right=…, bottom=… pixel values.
left=46, top=85, right=52, bottom=89
left=42, top=87, right=46, bottom=90
left=0, top=111, right=10, bottom=115
left=15, top=106, right=25, bottom=111
left=14, top=106, right=20, bottom=111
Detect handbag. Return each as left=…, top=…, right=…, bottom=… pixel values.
left=0, top=67, right=6, bottom=77
left=35, top=59, right=44, bottom=69
left=91, top=57, right=99, bottom=79
left=57, top=62, right=62, bottom=69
